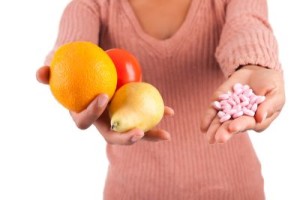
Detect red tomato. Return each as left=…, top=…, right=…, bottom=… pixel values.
left=106, top=48, right=142, bottom=89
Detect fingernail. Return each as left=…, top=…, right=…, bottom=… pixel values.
left=98, top=94, right=108, bottom=107
left=131, top=135, right=143, bottom=143
left=163, top=134, right=171, bottom=141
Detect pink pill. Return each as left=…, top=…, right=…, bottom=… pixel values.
left=243, top=89, right=253, bottom=97
left=243, top=107, right=255, bottom=116
left=251, top=103, right=258, bottom=112
left=233, top=83, right=243, bottom=94
left=256, top=96, right=266, bottom=104
left=249, top=95, right=258, bottom=105
left=233, top=83, right=243, bottom=90
left=217, top=111, right=226, bottom=118
left=233, top=104, right=242, bottom=111
left=234, top=88, right=244, bottom=95
left=232, top=93, right=240, bottom=104
left=220, top=99, right=228, bottom=104
left=243, top=84, right=250, bottom=90
left=239, top=94, right=249, bottom=102
left=240, top=100, right=250, bottom=107
left=227, top=98, right=236, bottom=106
left=246, top=103, right=253, bottom=109
left=213, top=83, right=266, bottom=123
left=220, top=114, right=231, bottom=123
left=221, top=104, right=232, bottom=110
left=227, top=109, right=238, bottom=115
left=219, top=93, right=230, bottom=100
left=212, top=101, right=221, bottom=110
left=223, top=108, right=231, bottom=114
left=232, top=110, right=244, bottom=119
left=220, top=99, right=229, bottom=105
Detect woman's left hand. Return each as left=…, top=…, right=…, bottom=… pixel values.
left=200, top=65, right=285, bottom=144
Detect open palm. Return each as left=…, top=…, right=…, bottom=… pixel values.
left=201, top=65, right=285, bottom=144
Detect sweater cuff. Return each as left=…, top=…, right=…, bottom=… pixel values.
left=215, top=30, right=282, bottom=77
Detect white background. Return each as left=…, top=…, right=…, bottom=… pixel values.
left=0, top=0, right=299, bottom=199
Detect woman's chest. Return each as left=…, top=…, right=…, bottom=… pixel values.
left=127, top=0, right=193, bottom=40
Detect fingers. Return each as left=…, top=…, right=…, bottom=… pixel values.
left=205, top=111, right=280, bottom=144
left=253, top=112, right=279, bottom=132
left=164, top=106, right=175, bottom=117
left=94, top=109, right=172, bottom=145
left=205, top=116, right=236, bottom=144
left=103, top=128, right=145, bottom=145
left=77, top=103, right=174, bottom=145
left=206, top=116, right=255, bottom=144
left=202, top=66, right=285, bottom=144
left=98, top=128, right=171, bottom=145
left=36, top=66, right=50, bottom=84
left=227, top=115, right=256, bottom=133
left=143, top=129, right=171, bottom=142
left=200, top=105, right=217, bottom=133
left=214, top=122, right=234, bottom=143
left=205, top=116, right=221, bottom=144
left=251, top=85, right=284, bottom=132
left=205, top=110, right=280, bottom=144
left=94, top=116, right=145, bottom=145
left=255, top=89, right=285, bottom=123
left=70, top=94, right=109, bottom=129
left=140, top=106, right=173, bottom=142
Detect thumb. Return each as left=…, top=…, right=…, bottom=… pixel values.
left=36, top=66, right=50, bottom=84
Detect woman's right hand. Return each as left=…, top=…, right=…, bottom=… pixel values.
left=36, top=66, right=173, bottom=145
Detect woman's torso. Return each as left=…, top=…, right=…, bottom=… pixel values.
left=97, top=0, right=265, bottom=199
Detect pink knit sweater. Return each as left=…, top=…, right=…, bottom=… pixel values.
left=45, top=0, right=281, bottom=199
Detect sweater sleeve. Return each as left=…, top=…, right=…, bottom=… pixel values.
left=215, top=0, right=281, bottom=77
left=44, top=0, right=101, bottom=65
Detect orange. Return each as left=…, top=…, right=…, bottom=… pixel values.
left=49, top=41, right=117, bottom=112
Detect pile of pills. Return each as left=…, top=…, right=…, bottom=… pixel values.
left=212, top=83, right=266, bottom=123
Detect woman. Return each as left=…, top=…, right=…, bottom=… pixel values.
left=37, top=0, right=285, bottom=199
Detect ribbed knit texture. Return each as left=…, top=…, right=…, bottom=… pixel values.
left=45, top=0, right=281, bottom=199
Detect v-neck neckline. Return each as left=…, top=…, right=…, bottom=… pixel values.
left=121, top=0, right=198, bottom=46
